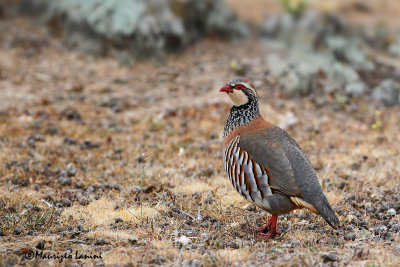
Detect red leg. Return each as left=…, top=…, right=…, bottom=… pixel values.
left=257, top=215, right=280, bottom=239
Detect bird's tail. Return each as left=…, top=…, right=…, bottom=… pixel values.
left=313, top=195, right=341, bottom=229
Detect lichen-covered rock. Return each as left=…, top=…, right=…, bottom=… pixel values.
left=266, top=51, right=330, bottom=97
left=260, top=11, right=399, bottom=104
left=372, top=79, right=400, bottom=106
left=388, top=37, right=400, bottom=57
left=23, top=0, right=247, bottom=57
left=345, top=82, right=367, bottom=97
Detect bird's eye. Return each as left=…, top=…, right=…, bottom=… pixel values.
left=235, top=84, right=245, bottom=90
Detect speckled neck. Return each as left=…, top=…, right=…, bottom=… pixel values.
left=223, top=96, right=260, bottom=137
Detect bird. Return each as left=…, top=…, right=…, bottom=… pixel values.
left=220, top=77, right=340, bottom=239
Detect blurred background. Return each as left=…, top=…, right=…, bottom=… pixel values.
left=1, top=0, right=400, bottom=105
left=0, top=0, right=400, bottom=266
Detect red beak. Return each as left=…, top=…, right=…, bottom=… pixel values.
left=219, top=85, right=233, bottom=93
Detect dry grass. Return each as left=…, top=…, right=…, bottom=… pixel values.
left=0, top=8, right=400, bottom=267
left=228, top=0, right=400, bottom=28
left=61, top=198, right=164, bottom=227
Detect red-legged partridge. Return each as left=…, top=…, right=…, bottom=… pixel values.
left=220, top=78, right=340, bottom=238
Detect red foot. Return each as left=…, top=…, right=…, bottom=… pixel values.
left=256, top=215, right=280, bottom=239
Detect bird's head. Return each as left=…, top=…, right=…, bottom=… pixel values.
left=219, top=78, right=258, bottom=107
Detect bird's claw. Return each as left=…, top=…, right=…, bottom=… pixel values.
left=255, top=215, right=280, bottom=240
left=258, top=231, right=281, bottom=239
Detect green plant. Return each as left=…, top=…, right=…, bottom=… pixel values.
left=280, top=0, right=308, bottom=17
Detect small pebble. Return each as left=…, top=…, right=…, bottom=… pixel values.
left=81, top=140, right=101, bottom=149
left=77, top=225, right=88, bottom=233
left=64, top=137, right=78, bottom=145
left=112, top=184, right=121, bottom=191
left=36, top=241, right=45, bottom=250
left=322, top=253, right=339, bottom=262
left=200, top=221, right=209, bottom=228
left=115, top=218, right=123, bottom=223
left=177, top=236, right=191, bottom=246
left=392, top=224, right=400, bottom=233
left=136, top=155, right=145, bottom=163
left=192, top=259, right=201, bottom=267
left=204, top=197, right=215, bottom=204
left=344, top=233, right=356, bottom=241
left=229, top=241, right=239, bottom=249
left=61, top=107, right=82, bottom=120
left=350, top=163, right=361, bottom=170
left=95, top=238, right=106, bottom=245
left=209, top=133, right=218, bottom=139
left=366, top=206, right=375, bottom=213
left=58, top=176, right=72, bottom=186
left=67, top=166, right=77, bottom=177
left=62, top=199, right=71, bottom=207
left=46, top=124, right=59, bottom=135
left=128, top=237, right=138, bottom=244
left=80, top=197, right=89, bottom=206
left=14, top=228, right=22, bottom=235
left=43, top=194, right=52, bottom=201
left=242, top=203, right=256, bottom=211
left=387, top=208, right=396, bottom=216
left=360, top=219, right=369, bottom=227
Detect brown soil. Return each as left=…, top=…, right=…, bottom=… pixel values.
left=0, top=8, right=400, bottom=267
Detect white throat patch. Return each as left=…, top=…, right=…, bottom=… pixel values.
left=228, top=90, right=249, bottom=106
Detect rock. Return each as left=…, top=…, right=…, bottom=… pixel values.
left=60, top=107, right=82, bottom=121
left=46, top=123, right=59, bottom=135
left=392, top=224, right=400, bottom=233
left=67, top=163, right=77, bottom=177
left=322, top=253, right=339, bottom=262
left=81, top=140, right=101, bottom=149
left=242, top=203, right=256, bottom=211
left=229, top=241, right=239, bottom=249
left=345, top=82, right=367, bottom=97
left=329, top=63, right=359, bottom=89
left=136, top=155, right=145, bottom=163
left=387, top=208, right=397, bottom=216
left=14, top=228, right=22, bottom=235
left=43, top=194, right=53, bottom=201
left=128, top=237, right=138, bottom=244
left=192, top=259, right=201, bottom=267
left=23, top=0, right=247, bottom=57
left=62, top=199, right=71, bottom=207
left=75, top=181, right=83, bottom=189
left=260, top=11, right=395, bottom=102
left=36, top=240, right=45, bottom=249
left=95, top=238, right=106, bottom=246
left=372, top=79, right=400, bottom=106
left=344, top=232, right=356, bottom=241
left=58, top=176, right=72, bottom=186
left=64, top=137, right=79, bottom=145
left=177, top=235, right=191, bottom=246
left=388, top=38, right=400, bottom=56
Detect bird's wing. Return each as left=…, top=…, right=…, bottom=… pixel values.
left=239, top=131, right=303, bottom=198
